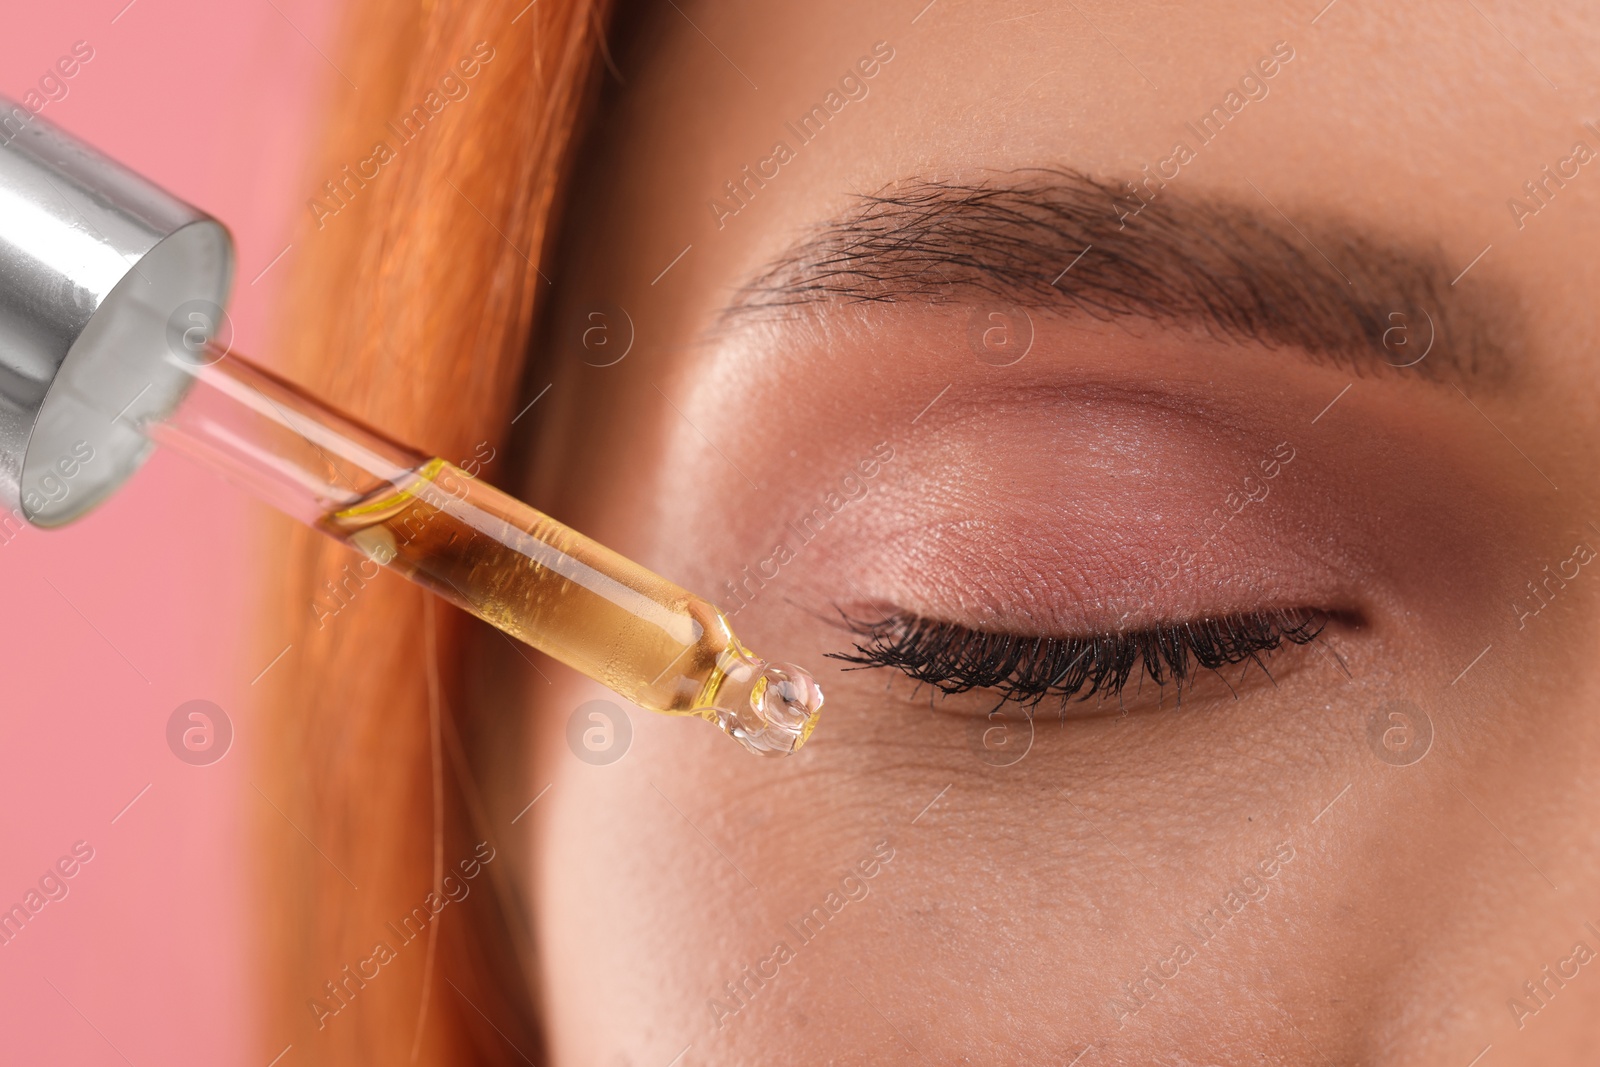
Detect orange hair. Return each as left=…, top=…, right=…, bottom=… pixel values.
left=256, top=2, right=610, bottom=1062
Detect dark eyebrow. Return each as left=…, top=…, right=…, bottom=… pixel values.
left=725, top=168, right=1513, bottom=387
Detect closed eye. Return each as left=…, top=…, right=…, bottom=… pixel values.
left=828, top=607, right=1341, bottom=714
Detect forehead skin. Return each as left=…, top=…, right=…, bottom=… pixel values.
left=519, top=3, right=1600, bottom=1065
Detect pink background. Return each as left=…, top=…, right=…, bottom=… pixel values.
left=0, top=1, right=343, bottom=1063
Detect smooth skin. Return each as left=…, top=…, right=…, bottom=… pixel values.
left=517, top=3, right=1600, bottom=1063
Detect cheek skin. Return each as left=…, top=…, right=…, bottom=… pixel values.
left=528, top=633, right=1600, bottom=1064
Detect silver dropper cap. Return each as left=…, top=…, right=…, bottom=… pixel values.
left=0, top=97, right=233, bottom=527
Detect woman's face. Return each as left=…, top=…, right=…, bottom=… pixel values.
left=523, top=3, right=1600, bottom=1062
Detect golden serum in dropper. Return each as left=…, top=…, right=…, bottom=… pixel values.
left=320, top=455, right=823, bottom=754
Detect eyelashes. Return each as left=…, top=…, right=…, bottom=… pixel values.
left=829, top=607, right=1330, bottom=711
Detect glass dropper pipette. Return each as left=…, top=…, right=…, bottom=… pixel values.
left=145, top=339, right=825, bottom=757
left=0, top=97, right=821, bottom=756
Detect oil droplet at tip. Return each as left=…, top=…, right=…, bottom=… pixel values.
left=709, top=659, right=824, bottom=758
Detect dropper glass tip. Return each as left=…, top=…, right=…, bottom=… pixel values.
left=704, top=654, right=825, bottom=758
